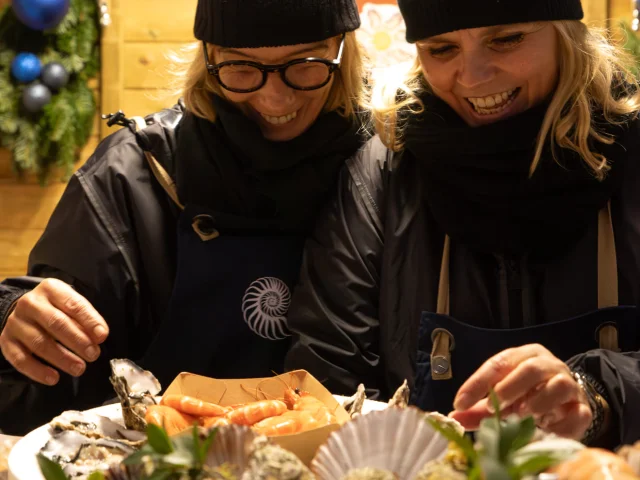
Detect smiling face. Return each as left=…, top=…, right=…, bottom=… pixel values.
left=416, top=22, right=560, bottom=127
left=212, top=39, right=340, bottom=141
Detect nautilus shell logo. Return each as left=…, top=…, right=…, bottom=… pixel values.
left=242, top=277, right=292, bottom=341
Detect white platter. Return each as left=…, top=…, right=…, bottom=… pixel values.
left=8, top=395, right=387, bottom=480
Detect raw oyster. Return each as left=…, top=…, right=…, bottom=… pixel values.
left=241, top=436, right=315, bottom=480
left=413, top=460, right=467, bottom=480
left=40, top=430, right=135, bottom=479
left=342, top=467, right=398, bottom=479
left=109, top=358, right=161, bottom=431
left=50, top=411, right=145, bottom=445
left=388, top=380, right=410, bottom=409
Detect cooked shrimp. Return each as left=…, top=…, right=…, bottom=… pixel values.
left=145, top=405, right=197, bottom=436
left=549, top=448, right=638, bottom=480
left=160, top=394, right=230, bottom=417
left=225, top=399, right=287, bottom=426
left=202, top=416, right=231, bottom=428
left=284, top=388, right=325, bottom=412
left=252, top=410, right=319, bottom=436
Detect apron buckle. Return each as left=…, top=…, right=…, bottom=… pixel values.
left=192, top=214, right=220, bottom=242
left=595, top=322, right=620, bottom=352
left=431, top=328, right=455, bottom=380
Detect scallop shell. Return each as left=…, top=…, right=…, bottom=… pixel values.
left=204, top=424, right=258, bottom=475
left=311, top=407, right=449, bottom=480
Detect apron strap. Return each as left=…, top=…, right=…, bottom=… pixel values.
left=433, top=202, right=619, bottom=365
left=132, top=116, right=185, bottom=211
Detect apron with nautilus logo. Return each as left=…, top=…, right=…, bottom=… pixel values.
left=132, top=118, right=303, bottom=387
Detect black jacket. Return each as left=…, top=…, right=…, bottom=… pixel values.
left=0, top=105, right=183, bottom=434
left=285, top=128, right=640, bottom=448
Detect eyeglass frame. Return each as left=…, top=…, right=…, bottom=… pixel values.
left=203, top=34, right=346, bottom=93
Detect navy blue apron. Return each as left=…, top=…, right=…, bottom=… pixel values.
left=411, top=205, right=639, bottom=414
left=133, top=118, right=303, bottom=387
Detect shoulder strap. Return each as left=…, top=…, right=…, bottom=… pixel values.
left=131, top=116, right=184, bottom=211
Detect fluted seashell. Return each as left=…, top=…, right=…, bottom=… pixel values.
left=204, top=424, right=258, bottom=475
left=312, top=407, right=449, bottom=480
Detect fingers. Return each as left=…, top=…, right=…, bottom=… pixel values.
left=448, top=398, right=491, bottom=430
left=454, top=344, right=550, bottom=411
left=41, top=279, right=109, bottom=344
left=492, top=356, right=572, bottom=411
left=544, top=402, right=592, bottom=440
left=519, top=373, right=579, bottom=418
left=0, top=335, right=60, bottom=385
left=9, top=318, right=86, bottom=378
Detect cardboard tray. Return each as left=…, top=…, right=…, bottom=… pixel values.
left=162, top=369, right=351, bottom=465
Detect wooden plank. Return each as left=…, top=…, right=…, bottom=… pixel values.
left=122, top=0, right=197, bottom=42
left=121, top=89, right=181, bottom=117
left=0, top=135, right=99, bottom=183
left=0, top=182, right=67, bottom=230
left=0, top=229, right=43, bottom=277
left=101, top=0, right=124, bottom=139
left=123, top=42, right=194, bottom=89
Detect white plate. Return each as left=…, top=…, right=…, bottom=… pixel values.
left=8, top=395, right=387, bottom=480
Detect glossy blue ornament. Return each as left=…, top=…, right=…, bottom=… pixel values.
left=12, top=0, right=70, bottom=31
left=11, top=53, right=42, bottom=83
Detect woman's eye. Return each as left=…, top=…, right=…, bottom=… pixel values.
left=491, top=33, right=525, bottom=48
left=428, top=45, right=456, bottom=57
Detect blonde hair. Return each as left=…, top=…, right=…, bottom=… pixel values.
left=169, top=32, right=365, bottom=124
left=371, top=21, right=640, bottom=180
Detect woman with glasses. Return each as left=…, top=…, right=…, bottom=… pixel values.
left=0, top=0, right=366, bottom=434
left=286, top=0, right=640, bottom=448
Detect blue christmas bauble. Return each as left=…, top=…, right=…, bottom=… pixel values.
left=11, top=53, right=42, bottom=83
left=12, top=0, right=70, bottom=31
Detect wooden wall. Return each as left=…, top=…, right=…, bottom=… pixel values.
left=0, top=0, right=636, bottom=279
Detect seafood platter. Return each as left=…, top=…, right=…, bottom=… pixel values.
left=7, top=359, right=640, bottom=480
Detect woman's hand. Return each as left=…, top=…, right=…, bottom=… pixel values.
left=0, top=278, right=109, bottom=386
left=449, top=344, right=592, bottom=440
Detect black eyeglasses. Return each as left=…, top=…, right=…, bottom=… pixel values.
left=203, top=35, right=345, bottom=94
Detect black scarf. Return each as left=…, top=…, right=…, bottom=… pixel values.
left=404, top=92, right=632, bottom=257
left=174, top=95, right=365, bottom=233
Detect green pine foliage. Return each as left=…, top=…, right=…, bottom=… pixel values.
left=0, top=0, right=99, bottom=183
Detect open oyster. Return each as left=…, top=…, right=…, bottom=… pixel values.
left=109, top=358, right=161, bottom=431
left=50, top=411, right=145, bottom=445
left=342, top=467, right=398, bottom=479
left=241, top=436, right=315, bottom=480
left=41, top=430, right=135, bottom=479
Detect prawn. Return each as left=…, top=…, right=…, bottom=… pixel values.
left=202, top=416, right=231, bottom=428
left=145, top=405, right=197, bottom=436
left=252, top=410, right=319, bottom=436
left=549, top=448, right=638, bottom=480
left=160, top=394, right=230, bottom=417
left=225, top=399, right=287, bottom=426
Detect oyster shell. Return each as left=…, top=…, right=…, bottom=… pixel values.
left=40, top=430, right=135, bottom=479
left=50, top=411, right=145, bottom=445
left=241, top=436, right=315, bottom=480
left=312, top=407, right=449, bottom=480
left=423, top=412, right=464, bottom=437
left=388, top=380, right=410, bottom=409
left=109, top=358, right=161, bottom=431
left=342, top=384, right=367, bottom=418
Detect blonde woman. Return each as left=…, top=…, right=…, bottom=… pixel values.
left=0, top=0, right=367, bottom=434
left=286, top=0, right=640, bottom=448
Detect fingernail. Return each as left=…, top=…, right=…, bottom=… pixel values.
left=86, top=345, right=99, bottom=360
left=454, top=393, right=470, bottom=411
left=94, top=326, right=108, bottom=340
left=46, top=374, right=58, bottom=385
left=71, top=363, right=85, bottom=376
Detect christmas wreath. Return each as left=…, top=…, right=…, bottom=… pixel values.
left=0, top=0, right=100, bottom=182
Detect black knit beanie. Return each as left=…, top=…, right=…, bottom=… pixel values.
left=398, top=0, right=584, bottom=43
left=194, top=0, right=361, bottom=48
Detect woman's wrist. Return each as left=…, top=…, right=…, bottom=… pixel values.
left=572, top=369, right=611, bottom=445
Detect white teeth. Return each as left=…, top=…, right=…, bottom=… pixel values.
left=467, top=89, right=519, bottom=116
left=261, top=110, right=298, bottom=125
